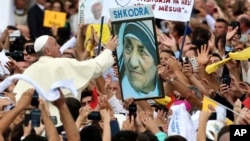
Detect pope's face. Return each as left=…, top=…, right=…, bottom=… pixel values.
left=91, top=3, right=102, bottom=20
left=123, top=37, right=156, bottom=93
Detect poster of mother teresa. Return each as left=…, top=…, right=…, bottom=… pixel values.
left=114, top=20, right=164, bottom=100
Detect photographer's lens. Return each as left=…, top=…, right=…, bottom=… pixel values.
left=26, top=45, right=36, bottom=54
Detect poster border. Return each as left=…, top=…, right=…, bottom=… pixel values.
left=111, top=17, right=165, bottom=101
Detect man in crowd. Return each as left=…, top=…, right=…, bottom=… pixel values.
left=27, top=0, right=51, bottom=40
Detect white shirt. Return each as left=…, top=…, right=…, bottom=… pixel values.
left=36, top=3, right=45, bottom=11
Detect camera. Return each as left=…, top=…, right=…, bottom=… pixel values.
left=24, top=109, right=41, bottom=127
left=182, top=57, right=189, bottom=64
left=24, top=110, right=31, bottom=126
left=8, top=30, right=26, bottom=53
left=231, top=21, right=241, bottom=37
left=50, top=116, right=58, bottom=125
left=87, top=111, right=101, bottom=121
left=5, top=51, right=24, bottom=62
left=61, top=131, right=67, bottom=141
left=192, top=40, right=208, bottom=49
left=220, top=76, right=231, bottom=86
left=26, top=45, right=36, bottom=54
left=9, top=30, right=21, bottom=42
left=31, top=91, right=39, bottom=108
left=129, top=103, right=137, bottom=118
left=31, top=109, right=41, bottom=127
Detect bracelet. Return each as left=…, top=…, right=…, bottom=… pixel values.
left=20, top=136, right=26, bottom=140
left=167, top=77, right=177, bottom=85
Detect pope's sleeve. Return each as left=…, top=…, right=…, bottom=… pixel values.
left=13, top=67, right=36, bottom=101
left=91, top=49, right=114, bottom=78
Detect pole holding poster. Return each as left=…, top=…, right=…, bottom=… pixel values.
left=78, top=0, right=86, bottom=24
left=179, top=21, right=189, bottom=61
left=109, top=5, right=164, bottom=101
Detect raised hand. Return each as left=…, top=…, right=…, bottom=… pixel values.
left=5, top=59, right=23, bottom=74
left=17, top=89, right=34, bottom=109
left=105, top=35, right=119, bottom=51
left=100, top=109, right=111, bottom=123
left=208, top=31, right=216, bottom=52
left=122, top=115, right=135, bottom=131
left=159, top=34, right=178, bottom=52
left=166, top=56, right=181, bottom=72
left=52, top=88, right=66, bottom=108
left=182, top=63, right=193, bottom=77
left=226, top=26, right=238, bottom=41
left=141, top=116, right=160, bottom=134
left=197, top=45, right=210, bottom=66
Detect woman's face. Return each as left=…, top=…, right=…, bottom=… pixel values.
left=123, top=37, right=156, bottom=93
left=160, top=51, right=172, bottom=66
left=52, top=2, right=61, bottom=12
left=23, top=43, right=38, bottom=63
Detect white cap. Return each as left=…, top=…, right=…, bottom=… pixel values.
left=34, top=35, right=49, bottom=53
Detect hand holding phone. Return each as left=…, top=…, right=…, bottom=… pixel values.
left=220, top=76, right=231, bottom=87
left=231, top=21, right=241, bottom=37
left=31, top=91, right=39, bottom=108
left=31, top=109, right=41, bottom=127
left=87, top=111, right=101, bottom=121
left=24, top=110, right=31, bottom=126
left=128, top=103, right=137, bottom=119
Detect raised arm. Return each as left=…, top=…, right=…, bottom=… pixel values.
left=39, top=99, right=60, bottom=141
left=158, top=65, right=202, bottom=109
left=52, top=89, right=80, bottom=141
left=0, top=89, right=33, bottom=134
left=75, top=23, right=88, bottom=61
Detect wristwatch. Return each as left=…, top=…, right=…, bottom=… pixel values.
left=20, top=136, right=26, bottom=140
left=167, top=77, right=176, bottom=85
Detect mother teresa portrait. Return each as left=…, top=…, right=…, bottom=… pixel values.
left=116, top=20, right=162, bottom=100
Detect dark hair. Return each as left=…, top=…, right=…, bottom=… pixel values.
left=52, top=0, right=64, bottom=12
left=137, top=131, right=158, bottom=141
left=57, top=26, right=71, bottom=46
left=23, top=134, right=47, bottom=141
left=232, top=0, right=245, bottom=16
left=160, top=50, right=175, bottom=57
left=216, top=19, right=228, bottom=26
left=217, top=125, right=230, bottom=141
left=7, top=25, right=18, bottom=30
left=80, top=89, right=93, bottom=100
left=3, top=127, right=11, bottom=141
left=65, top=97, right=81, bottom=121
left=211, top=53, right=222, bottom=60
left=165, top=135, right=187, bottom=141
left=173, top=22, right=185, bottom=37
left=191, top=27, right=210, bottom=43
left=80, top=125, right=102, bottom=141
left=112, top=130, right=138, bottom=141
left=239, top=17, right=250, bottom=28
left=11, top=121, right=24, bottom=141
left=24, top=40, right=34, bottom=45
left=215, top=34, right=226, bottom=50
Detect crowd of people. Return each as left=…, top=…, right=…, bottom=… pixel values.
left=1, top=0, right=250, bottom=141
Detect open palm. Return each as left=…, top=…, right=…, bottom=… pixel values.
left=197, top=45, right=210, bottom=66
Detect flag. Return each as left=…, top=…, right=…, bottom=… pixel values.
left=202, top=96, right=233, bottom=125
